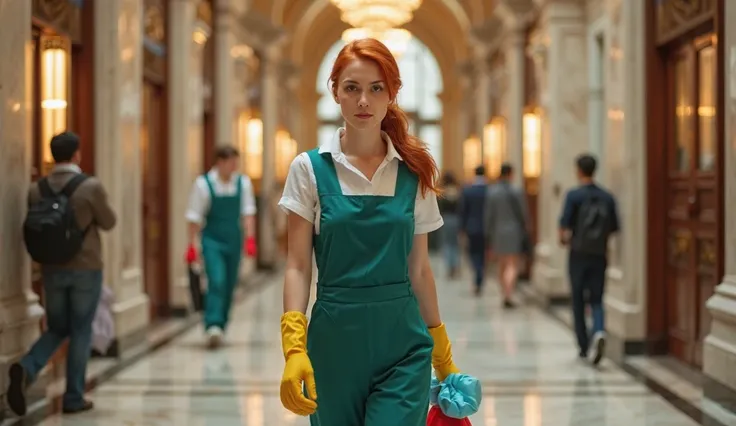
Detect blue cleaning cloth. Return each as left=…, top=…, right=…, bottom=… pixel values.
left=429, top=373, right=482, bottom=419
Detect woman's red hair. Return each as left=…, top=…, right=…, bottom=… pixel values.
left=329, top=38, right=440, bottom=197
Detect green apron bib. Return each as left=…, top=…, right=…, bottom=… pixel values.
left=201, top=173, right=243, bottom=330
left=306, top=149, right=433, bottom=426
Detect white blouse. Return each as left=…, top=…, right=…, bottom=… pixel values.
left=185, top=169, right=257, bottom=224
left=278, top=128, right=444, bottom=235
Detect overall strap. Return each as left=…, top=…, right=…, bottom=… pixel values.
left=307, top=149, right=342, bottom=196
left=236, top=174, right=243, bottom=200
left=394, top=162, right=419, bottom=200
left=203, top=174, right=217, bottom=199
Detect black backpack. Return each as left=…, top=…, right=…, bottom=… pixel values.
left=24, top=174, right=90, bottom=265
left=570, top=190, right=611, bottom=256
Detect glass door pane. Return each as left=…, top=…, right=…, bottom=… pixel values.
left=673, top=55, right=693, bottom=173
left=697, top=45, right=716, bottom=172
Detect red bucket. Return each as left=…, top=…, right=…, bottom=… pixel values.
left=427, top=405, right=472, bottom=426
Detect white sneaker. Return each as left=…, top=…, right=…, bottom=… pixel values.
left=590, top=331, right=606, bottom=365
left=206, top=326, right=224, bottom=349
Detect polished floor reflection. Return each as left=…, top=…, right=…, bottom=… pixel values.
left=30, top=265, right=700, bottom=425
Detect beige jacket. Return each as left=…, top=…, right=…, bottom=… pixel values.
left=28, top=164, right=117, bottom=270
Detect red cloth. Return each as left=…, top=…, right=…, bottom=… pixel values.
left=427, top=406, right=472, bottom=426
left=185, top=244, right=197, bottom=264
left=245, top=237, right=257, bottom=257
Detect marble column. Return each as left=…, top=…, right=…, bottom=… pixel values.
left=213, top=0, right=234, bottom=147
left=474, top=48, right=491, bottom=160
left=530, top=0, right=588, bottom=304
left=167, top=0, right=209, bottom=310
left=258, top=47, right=279, bottom=268
left=94, top=0, right=149, bottom=346
left=297, top=87, right=320, bottom=152
left=506, top=25, right=526, bottom=187
left=0, top=0, right=45, bottom=402
left=598, top=0, right=648, bottom=359
left=439, top=85, right=464, bottom=179
left=458, top=72, right=472, bottom=143
left=703, top=0, right=736, bottom=402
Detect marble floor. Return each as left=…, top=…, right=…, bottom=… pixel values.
left=16, top=267, right=702, bottom=425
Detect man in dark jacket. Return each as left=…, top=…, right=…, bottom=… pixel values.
left=460, top=166, right=489, bottom=296
left=559, top=154, right=620, bottom=365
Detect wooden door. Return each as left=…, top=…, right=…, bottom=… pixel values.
left=664, top=33, right=720, bottom=367
left=141, top=81, right=169, bottom=319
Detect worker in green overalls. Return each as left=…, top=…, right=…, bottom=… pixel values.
left=277, top=39, right=462, bottom=425
left=185, top=146, right=257, bottom=348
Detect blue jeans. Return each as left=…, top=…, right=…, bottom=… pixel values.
left=568, top=252, right=606, bottom=354
left=441, top=214, right=460, bottom=271
left=21, top=269, right=102, bottom=409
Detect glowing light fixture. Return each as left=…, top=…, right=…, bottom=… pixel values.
left=41, top=36, right=69, bottom=174
left=330, top=0, right=423, bottom=29
left=522, top=110, right=542, bottom=178
left=483, top=117, right=507, bottom=178
left=463, top=134, right=482, bottom=182
left=241, top=114, right=263, bottom=179
left=341, top=27, right=412, bottom=59
left=275, top=128, right=298, bottom=182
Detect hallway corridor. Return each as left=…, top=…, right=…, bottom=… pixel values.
left=24, top=269, right=702, bottom=425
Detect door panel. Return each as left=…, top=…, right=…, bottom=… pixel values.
left=141, top=81, right=169, bottom=319
left=664, top=34, right=719, bottom=367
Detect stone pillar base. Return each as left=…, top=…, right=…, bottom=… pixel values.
left=111, top=288, right=150, bottom=356
left=704, top=276, right=736, bottom=413
left=602, top=267, right=647, bottom=362
left=0, top=293, right=45, bottom=407
left=530, top=243, right=569, bottom=305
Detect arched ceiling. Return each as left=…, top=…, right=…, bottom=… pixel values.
left=247, top=0, right=500, bottom=96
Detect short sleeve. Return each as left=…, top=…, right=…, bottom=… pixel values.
left=240, top=176, right=257, bottom=216
left=185, top=176, right=209, bottom=224
left=559, top=190, right=576, bottom=229
left=278, top=153, right=317, bottom=223
left=414, top=186, right=443, bottom=234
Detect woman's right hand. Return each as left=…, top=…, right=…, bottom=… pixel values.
left=280, top=311, right=318, bottom=416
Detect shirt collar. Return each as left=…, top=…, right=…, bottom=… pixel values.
left=51, top=163, right=82, bottom=174
left=319, top=127, right=403, bottom=161
left=208, top=168, right=238, bottom=183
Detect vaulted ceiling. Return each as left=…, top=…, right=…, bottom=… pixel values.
left=247, top=0, right=499, bottom=89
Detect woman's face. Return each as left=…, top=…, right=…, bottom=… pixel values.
left=334, top=58, right=390, bottom=131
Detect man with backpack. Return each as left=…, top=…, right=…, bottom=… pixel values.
left=559, top=154, right=620, bottom=366
left=6, top=132, right=116, bottom=416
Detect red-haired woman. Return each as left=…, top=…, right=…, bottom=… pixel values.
left=277, top=38, right=462, bottom=425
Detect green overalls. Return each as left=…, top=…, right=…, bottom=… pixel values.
left=306, top=150, right=434, bottom=426
left=201, top=173, right=243, bottom=330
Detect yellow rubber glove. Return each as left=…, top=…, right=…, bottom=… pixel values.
left=428, top=323, right=460, bottom=382
left=280, top=311, right=318, bottom=416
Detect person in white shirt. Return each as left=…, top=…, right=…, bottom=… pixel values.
left=276, top=38, right=468, bottom=425
left=185, top=146, right=257, bottom=348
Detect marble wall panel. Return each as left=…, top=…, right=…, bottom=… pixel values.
left=94, top=0, right=149, bottom=340
left=600, top=0, right=647, bottom=341
left=703, top=0, right=736, bottom=398
left=0, top=0, right=45, bottom=401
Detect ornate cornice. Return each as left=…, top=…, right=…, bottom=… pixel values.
left=470, top=16, right=506, bottom=57
left=236, top=8, right=286, bottom=51
left=495, top=0, right=537, bottom=30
